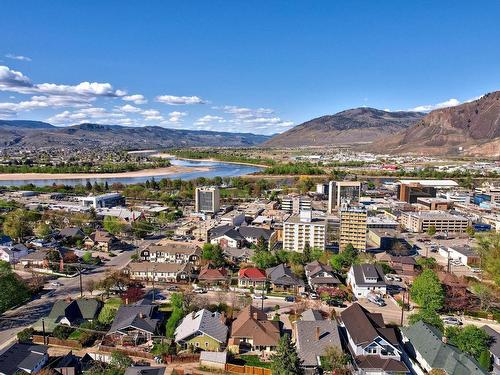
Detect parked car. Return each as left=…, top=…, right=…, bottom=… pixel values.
left=284, top=296, right=296, bottom=302
left=368, top=294, right=386, bottom=307
left=193, top=288, right=207, bottom=294
left=50, top=281, right=63, bottom=287
left=166, top=285, right=179, bottom=291
left=470, top=267, right=482, bottom=273
left=299, top=292, right=309, bottom=298
left=385, top=275, right=394, bottom=282
left=309, top=292, right=319, bottom=300
left=442, top=316, right=462, bottom=326
left=326, top=299, right=346, bottom=308
left=252, top=294, right=267, bottom=300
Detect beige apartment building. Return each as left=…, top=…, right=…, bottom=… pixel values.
left=283, top=211, right=326, bottom=252
left=400, top=211, right=470, bottom=233
left=339, top=206, right=367, bottom=251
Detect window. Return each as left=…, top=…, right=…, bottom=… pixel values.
left=195, top=342, right=200, bottom=347
left=205, top=342, right=209, bottom=348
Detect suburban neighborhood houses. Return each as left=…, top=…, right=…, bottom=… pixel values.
left=0, top=177, right=499, bottom=375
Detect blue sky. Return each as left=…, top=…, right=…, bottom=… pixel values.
left=1, top=1, right=499, bottom=134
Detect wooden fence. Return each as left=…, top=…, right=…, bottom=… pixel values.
left=225, top=364, right=272, bottom=375
left=164, top=354, right=200, bottom=364
left=33, top=335, right=82, bottom=349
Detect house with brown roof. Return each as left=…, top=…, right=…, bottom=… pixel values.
left=84, top=230, right=115, bottom=252
left=198, top=266, right=229, bottom=286
left=305, top=260, right=342, bottom=291
left=126, top=262, right=194, bottom=283
left=340, top=303, right=409, bottom=375
left=238, top=268, right=267, bottom=289
left=228, top=305, right=280, bottom=353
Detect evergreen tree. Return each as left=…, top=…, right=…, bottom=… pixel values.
left=303, top=242, right=311, bottom=263
left=270, top=334, right=304, bottom=375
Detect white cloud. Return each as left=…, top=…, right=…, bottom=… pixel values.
left=156, top=95, right=205, bottom=105
left=5, top=54, right=32, bottom=62
left=141, top=109, right=164, bottom=121
left=408, top=98, right=461, bottom=112
left=47, top=107, right=133, bottom=126
left=0, top=65, right=32, bottom=88
left=166, top=111, right=187, bottom=123
left=117, top=104, right=142, bottom=113
left=123, top=94, right=147, bottom=104
left=194, top=115, right=225, bottom=125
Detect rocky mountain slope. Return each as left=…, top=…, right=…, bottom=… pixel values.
left=0, top=121, right=271, bottom=150
left=368, top=91, right=500, bottom=157
left=263, top=108, right=424, bottom=147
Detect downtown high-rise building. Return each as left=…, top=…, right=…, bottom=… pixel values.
left=195, top=186, right=220, bottom=213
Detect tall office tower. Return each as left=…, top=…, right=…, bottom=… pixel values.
left=328, top=181, right=362, bottom=213
left=195, top=187, right=220, bottom=213
left=283, top=210, right=326, bottom=252
left=339, top=205, right=367, bottom=251
left=281, top=194, right=312, bottom=214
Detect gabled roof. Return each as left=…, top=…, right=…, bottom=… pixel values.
left=340, top=303, right=398, bottom=347
left=224, top=247, right=254, bottom=259
left=231, top=305, right=280, bottom=346
left=198, top=267, right=228, bottom=281
left=354, top=356, right=408, bottom=373
left=59, top=227, right=85, bottom=238
left=237, top=226, right=273, bottom=240
left=174, top=309, right=228, bottom=344
left=108, top=305, right=160, bottom=335
left=238, top=267, right=267, bottom=281
left=266, top=263, right=304, bottom=287
left=402, top=321, right=488, bottom=375
left=296, top=320, right=341, bottom=367
left=350, top=264, right=386, bottom=287
left=88, top=230, right=114, bottom=243
left=0, top=343, right=48, bottom=375
left=305, top=260, right=333, bottom=277
left=127, top=262, right=193, bottom=274
left=483, top=325, right=500, bottom=358
left=48, top=299, right=102, bottom=324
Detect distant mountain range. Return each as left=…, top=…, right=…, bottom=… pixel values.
left=0, top=121, right=271, bottom=150
left=366, top=91, right=500, bottom=157
left=262, top=108, right=425, bottom=147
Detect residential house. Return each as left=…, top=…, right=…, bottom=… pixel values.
left=483, top=325, right=500, bottom=374
left=0, top=235, right=12, bottom=247
left=84, top=230, right=115, bottom=252
left=19, top=248, right=55, bottom=268
left=0, top=343, right=49, bottom=375
left=209, top=225, right=245, bottom=249
left=126, top=262, right=194, bottom=283
left=35, top=298, right=101, bottom=332
left=340, top=303, right=409, bottom=375
left=223, top=247, right=254, bottom=263
left=107, top=304, right=161, bottom=344
left=388, top=255, right=417, bottom=276
left=401, top=320, right=488, bottom=375
left=238, top=268, right=267, bottom=289
left=266, top=263, right=304, bottom=292
left=174, top=309, right=228, bottom=351
left=237, top=226, right=274, bottom=246
left=0, top=243, right=29, bottom=263
left=295, top=313, right=342, bottom=373
left=141, top=241, right=201, bottom=265
left=300, top=309, right=324, bottom=322
left=228, top=305, right=280, bottom=353
left=198, top=266, right=229, bottom=286
left=305, top=260, right=342, bottom=291
left=58, top=227, right=85, bottom=241
left=347, top=264, right=387, bottom=298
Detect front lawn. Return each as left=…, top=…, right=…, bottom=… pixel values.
left=238, top=355, right=271, bottom=369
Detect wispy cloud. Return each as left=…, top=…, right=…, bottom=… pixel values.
left=156, top=95, right=205, bottom=105
left=5, top=54, right=32, bottom=62
left=122, top=94, right=147, bottom=104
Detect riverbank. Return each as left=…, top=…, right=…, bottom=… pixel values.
left=152, top=153, right=271, bottom=169
left=0, top=165, right=209, bottom=181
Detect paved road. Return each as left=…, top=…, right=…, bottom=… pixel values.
left=0, top=239, right=152, bottom=348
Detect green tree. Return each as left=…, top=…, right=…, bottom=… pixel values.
left=426, top=225, right=437, bottom=237
left=446, top=325, right=491, bottom=361
left=416, top=257, right=437, bottom=270
left=471, top=283, right=494, bottom=311
left=98, top=303, right=120, bottom=325
left=321, top=346, right=350, bottom=374
left=166, top=293, right=184, bottom=338
left=303, top=243, right=311, bottom=263
left=478, top=349, right=492, bottom=371
left=0, top=265, right=31, bottom=314
left=2, top=209, right=36, bottom=241
left=330, top=244, right=358, bottom=272
left=34, top=222, right=51, bottom=240
left=475, top=232, right=500, bottom=286
left=270, top=334, right=304, bottom=375
left=410, top=269, right=444, bottom=311
left=465, top=226, right=476, bottom=238
left=110, top=351, right=133, bottom=369
left=201, top=243, right=226, bottom=267
left=256, top=236, right=268, bottom=252
left=251, top=251, right=277, bottom=269
left=103, top=216, right=125, bottom=235
left=53, top=325, right=74, bottom=340
left=408, top=309, right=444, bottom=332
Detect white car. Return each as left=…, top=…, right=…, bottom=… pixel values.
left=385, top=275, right=394, bottom=281
left=252, top=294, right=267, bottom=300
left=193, top=288, right=206, bottom=294
left=442, top=316, right=462, bottom=325
left=309, top=292, right=319, bottom=300
left=51, top=281, right=63, bottom=287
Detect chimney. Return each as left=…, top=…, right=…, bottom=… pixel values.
left=316, top=326, right=320, bottom=340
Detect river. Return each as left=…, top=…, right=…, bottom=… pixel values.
left=0, top=159, right=263, bottom=187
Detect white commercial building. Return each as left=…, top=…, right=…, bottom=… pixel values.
left=283, top=210, right=326, bottom=252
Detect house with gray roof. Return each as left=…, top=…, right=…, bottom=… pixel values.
left=347, top=263, right=387, bottom=298
left=401, top=320, right=488, bottom=375
left=174, top=309, right=228, bottom=351
left=482, top=325, right=500, bottom=374
left=266, top=263, right=305, bottom=292
left=0, top=343, right=49, bottom=375
left=340, top=303, right=408, bottom=375
left=107, top=304, right=161, bottom=344
left=295, top=317, right=342, bottom=373
left=304, top=260, right=342, bottom=291
left=300, top=309, right=324, bottom=322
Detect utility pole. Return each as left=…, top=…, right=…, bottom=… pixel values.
left=400, top=289, right=406, bottom=326
left=79, top=262, right=83, bottom=298
left=152, top=266, right=156, bottom=303
left=42, top=318, right=46, bottom=345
